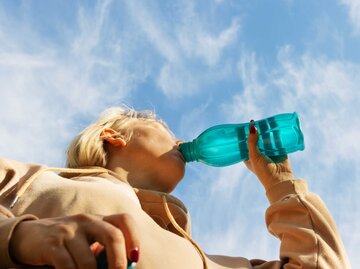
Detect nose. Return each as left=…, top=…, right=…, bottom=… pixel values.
left=175, top=140, right=185, bottom=150
left=176, top=140, right=185, bottom=146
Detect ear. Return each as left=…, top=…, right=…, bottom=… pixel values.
left=100, top=128, right=127, bottom=147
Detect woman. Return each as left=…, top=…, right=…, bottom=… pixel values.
left=0, top=106, right=351, bottom=268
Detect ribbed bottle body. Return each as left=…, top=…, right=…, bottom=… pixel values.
left=179, top=112, right=304, bottom=167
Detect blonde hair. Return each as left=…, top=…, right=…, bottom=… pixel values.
left=66, top=105, right=163, bottom=168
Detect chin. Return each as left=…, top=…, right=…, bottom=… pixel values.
left=162, top=173, right=184, bottom=193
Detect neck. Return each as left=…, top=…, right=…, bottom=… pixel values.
left=105, top=159, right=129, bottom=181
left=106, top=157, right=147, bottom=189
left=105, top=152, right=169, bottom=192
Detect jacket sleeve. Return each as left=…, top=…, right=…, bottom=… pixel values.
left=0, top=208, right=38, bottom=269
left=253, top=179, right=351, bottom=269
left=0, top=158, right=40, bottom=268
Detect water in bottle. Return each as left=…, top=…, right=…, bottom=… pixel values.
left=179, top=112, right=304, bottom=167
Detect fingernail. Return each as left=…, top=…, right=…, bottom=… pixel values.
left=130, top=248, right=139, bottom=263
left=250, top=125, right=256, bottom=134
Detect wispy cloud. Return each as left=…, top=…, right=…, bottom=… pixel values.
left=340, top=0, right=360, bottom=34
left=181, top=47, right=360, bottom=264
left=72, top=0, right=113, bottom=55
left=177, top=17, right=240, bottom=67
left=0, top=0, right=241, bottom=164
left=222, top=51, right=270, bottom=121
left=124, top=1, right=181, bottom=64
left=125, top=0, right=240, bottom=98
left=0, top=1, right=135, bottom=166
left=184, top=163, right=277, bottom=259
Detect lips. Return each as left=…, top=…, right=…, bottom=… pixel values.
left=178, top=150, right=186, bottom=163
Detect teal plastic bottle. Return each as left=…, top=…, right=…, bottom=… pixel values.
left=179, top=112, right=305, bottom=167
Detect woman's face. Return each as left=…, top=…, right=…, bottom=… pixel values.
left=121, top=120, right=185, bottom=192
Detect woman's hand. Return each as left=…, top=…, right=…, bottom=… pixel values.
left=244, top=122, right=294, bottom=190
left=9, top=213, right=140, bottom=269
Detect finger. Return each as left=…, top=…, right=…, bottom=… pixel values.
left=248, top=121, right=289, bottom=165
left=89, top=221, right=128, bottom=269
left=103, top=228, right=127, bottom=269
left=103, top=214, right=140, bottom=263
left=247, top=121, right=262, bottom=163
left=66, top=236, right=97, bottom=269
left=90, top=242, right=104, bottom=256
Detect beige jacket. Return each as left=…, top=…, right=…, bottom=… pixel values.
left=0, top=157, right=351, bottom=269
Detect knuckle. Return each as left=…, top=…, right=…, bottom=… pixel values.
left=72, top=213, right=94, bottom=223
left=54, top=223, right=74, bottom=237
left=118, top=213, right=133, bottom=225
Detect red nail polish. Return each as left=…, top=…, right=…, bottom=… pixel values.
left=250, top=125, right=256, bottom=134
left=130, top=248, right=139, bottom=263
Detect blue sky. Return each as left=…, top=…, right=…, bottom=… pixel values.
left=1, top=0, right=359, bottom=266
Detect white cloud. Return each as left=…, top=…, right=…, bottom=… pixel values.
left=226, top=46, right=360, bottom=166
left=185, top=163, right=276, bottom=259
left=72, top=0, right=113, bottom=55
left=124, top=1, right=181, bottom=64
left=157, top=63, right=199, bottom=97
left=125, top=0, right=240, bottom=98
left=0, top=1, right=137, bottom=166
left=0, top=0, right=241, bottom=163
left=178, top=18, right=240, bottom=66
left=221, top=51, right=275, bottom=121
left=340, top=0, right=360, bottom=34
left=274, top=47, right=360, bottom=166
left=0, top=53, right=53, bottom=68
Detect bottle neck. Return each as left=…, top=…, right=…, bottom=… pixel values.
left=179, top=141, right=197, bottom=163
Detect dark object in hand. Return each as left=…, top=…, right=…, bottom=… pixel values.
left=96, top=250, right=108, bottom=269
